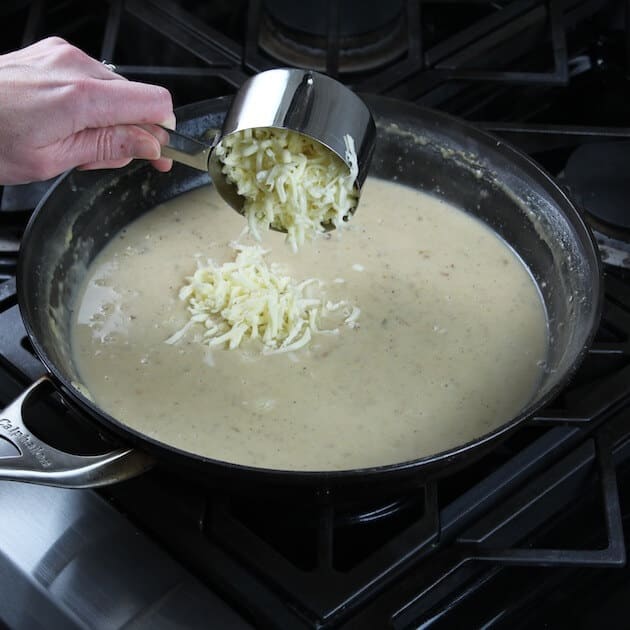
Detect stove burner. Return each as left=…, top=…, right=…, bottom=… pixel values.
left=236, top=492, right=424, bottom=528
left=258, top=0, right=406, bottom=73
left=564, top=142, right=630, bottom=230
left=562, top=141, right=630, bottom=268
left=334, top=494, right=422, bottom=526
left=219, top=491, right=427, bottom=573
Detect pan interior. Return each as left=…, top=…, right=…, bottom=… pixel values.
left=18, top=96, right=600, bottom=471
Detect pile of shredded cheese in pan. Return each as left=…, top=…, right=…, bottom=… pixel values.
left=214, top=128, right=359, bottom=251
left=169, top=127, right=361, bottom=355
left=166, top=243, right=360, bottom=354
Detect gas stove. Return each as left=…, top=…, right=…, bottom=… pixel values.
left=2, top=2, right=630, bottom=629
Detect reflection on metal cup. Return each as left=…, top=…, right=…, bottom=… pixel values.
left=161, top=68, right=376, bottom=226
left=208, top=68, right=376, bottom=215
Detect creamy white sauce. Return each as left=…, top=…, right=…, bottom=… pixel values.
left=71, top=178, right=548, bottom=471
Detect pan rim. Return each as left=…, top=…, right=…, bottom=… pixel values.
left=16, top=95, right=604, bottom=484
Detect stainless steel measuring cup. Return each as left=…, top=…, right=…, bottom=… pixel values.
left=160, top=68, right=376, bottom=227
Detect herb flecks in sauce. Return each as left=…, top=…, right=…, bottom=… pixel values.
left=71, top=179, right=548, bottom=471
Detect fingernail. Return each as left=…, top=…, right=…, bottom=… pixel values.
left=151, top=158, right=173, bottom=173
left=135, top=136, right=161, bottom=160
left=160, top=113, right=177, bottom=130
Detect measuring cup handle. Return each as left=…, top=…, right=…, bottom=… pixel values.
left=159, top=126, right=219, bottom=172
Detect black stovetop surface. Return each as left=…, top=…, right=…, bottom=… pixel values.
left=2, top=2, right=630, bottom=629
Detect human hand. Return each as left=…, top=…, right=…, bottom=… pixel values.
left=0, top=37, right=175, bottom=185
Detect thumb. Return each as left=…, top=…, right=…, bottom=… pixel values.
left=53, top=125, right=161, bottom=172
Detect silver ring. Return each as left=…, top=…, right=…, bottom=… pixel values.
left=101, top=60, right=117, bottom=72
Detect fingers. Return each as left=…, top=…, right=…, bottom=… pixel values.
left=60, top=123, right=175, bottom=174
left=77, top=158, right=133, bottom=171
left=63, top=116, right=177, bottom=174
left=139, top=123, right=171, bottom=146
left=67, top=77, right=174, bottom=131
left=139, top=119, right=177, bottom=172
left=19, top=124, right=172, bottom=181
left=52, top=125, right=162, bottom=174
left=150, top=157, right=174, bottom=172
left=14, top=37, right=174, bottom=131
left=78, top=156, right=173, bottom=173
left=159, top=113, right=177, bottom=130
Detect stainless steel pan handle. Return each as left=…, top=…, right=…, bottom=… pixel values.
left=0, top=377, right=154, bottom=488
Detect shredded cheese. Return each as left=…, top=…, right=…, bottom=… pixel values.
left=215, top=128, right=359, bottom=251
left=166, top=243, right=359, bottom=353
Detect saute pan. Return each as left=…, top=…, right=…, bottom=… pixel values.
left=0, top=95, right=602, bottom=501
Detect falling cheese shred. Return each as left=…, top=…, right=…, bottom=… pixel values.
left=215, top=128, right=359, bottom=251
left=166, top=243, right=359, bottom=353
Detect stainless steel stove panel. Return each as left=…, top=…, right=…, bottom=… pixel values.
left=0, top=482, right=251, bottom=630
